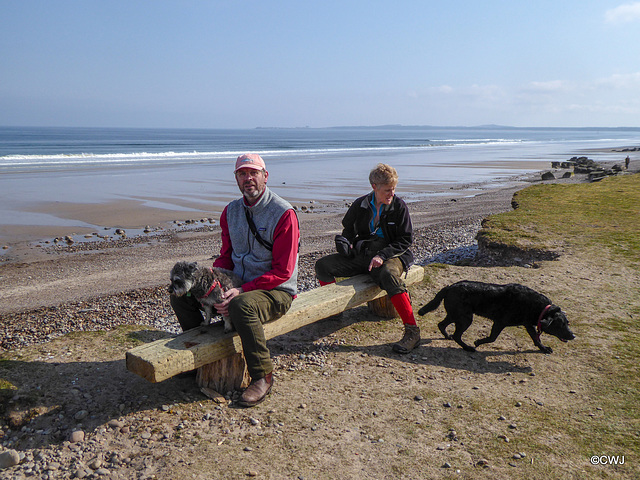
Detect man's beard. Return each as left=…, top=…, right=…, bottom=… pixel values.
left=243, top=184, right=264, bottom=201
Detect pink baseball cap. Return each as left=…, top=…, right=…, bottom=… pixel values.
left=234, top=153, right=267, bottom=173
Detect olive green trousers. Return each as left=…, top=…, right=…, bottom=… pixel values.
left=170, top=289, right=293, bottom=380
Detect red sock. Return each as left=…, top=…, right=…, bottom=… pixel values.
left=390, top=292, right=417, bottom=326
left=319, top=279, right=335, bottom=286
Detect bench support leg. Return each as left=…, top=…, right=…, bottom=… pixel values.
left=196, top=352, right=250, bottom=401
left=367, top=295, right=398, bottom=318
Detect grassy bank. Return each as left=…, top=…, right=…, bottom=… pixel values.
left=477, top=173, right=640, bottom=266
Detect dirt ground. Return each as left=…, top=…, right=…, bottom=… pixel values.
left=1, top=173, right=638, bottom=479
left=2, top=248, right=638, bottom=479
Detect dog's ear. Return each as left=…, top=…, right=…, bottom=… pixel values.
left=548, top=305, right=562, bottom=315
left=540, top=306, right=565, bottom=329
left=188, top=262, right=198, bottom=272
left=539, top=316, right=553, bottom=329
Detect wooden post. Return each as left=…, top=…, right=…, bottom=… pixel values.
left=367, top=295, right=398, bottom=318
left=196, top=352, right=250, bottom=399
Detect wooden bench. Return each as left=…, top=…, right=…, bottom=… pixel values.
left=126, top=265, right=424, bottom=397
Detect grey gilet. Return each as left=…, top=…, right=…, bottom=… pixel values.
left=225, top=186, right=298, bottom=296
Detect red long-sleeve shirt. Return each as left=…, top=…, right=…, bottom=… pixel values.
left=212, top=206, right=299, bottom=295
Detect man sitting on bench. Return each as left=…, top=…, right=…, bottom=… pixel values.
left=170, top=153, right=299, bottom=407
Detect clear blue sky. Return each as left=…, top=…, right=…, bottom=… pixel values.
left=2, top=0, right=639, bottom=128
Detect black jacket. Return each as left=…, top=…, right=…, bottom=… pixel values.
left=341, top=192, right=414, bottom=270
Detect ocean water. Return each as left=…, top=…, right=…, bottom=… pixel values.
left=1, top=125, right=638, bottom=239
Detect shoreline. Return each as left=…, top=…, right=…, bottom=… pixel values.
left=0, top=163, right=620, bottom=350
left=1, top=160, right=556, bottom=254
left=0, top=182, right=523, bottom=350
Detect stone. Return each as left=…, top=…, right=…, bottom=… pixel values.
left=70, top=430, right=85, bottom=443
left=541, top=171, right=555, bottom=180
left=108, top=420, right=125, bottom=429
left=0, top=449, right=21, bottom=469
left=74, top=410, right=89, bottom=420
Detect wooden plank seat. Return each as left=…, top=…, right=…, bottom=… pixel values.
left=126, top=265, right=424, bottom=393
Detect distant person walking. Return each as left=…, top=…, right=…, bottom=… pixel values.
left=625, top=156, right=630, bottom=169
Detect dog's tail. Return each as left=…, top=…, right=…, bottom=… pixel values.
left=417, top=288, right=447, bottom=316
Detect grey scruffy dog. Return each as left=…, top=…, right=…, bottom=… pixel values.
left=168, top=261, right=243, bottom=332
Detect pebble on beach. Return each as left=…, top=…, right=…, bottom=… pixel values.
left=0, top=450, right=21, bottom=469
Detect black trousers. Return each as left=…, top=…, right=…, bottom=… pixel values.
left=315, top=251, right=407, bottom=297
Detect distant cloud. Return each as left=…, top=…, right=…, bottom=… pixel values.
left=427, top=85, right=454, bottom=94
left=525, top=80, right=567, bottom=93
left=605, top=2, right=640, bottom=23
left=595, top=72, right=640, bottom=89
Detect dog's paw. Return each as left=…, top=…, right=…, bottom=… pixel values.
left=540, top=346, right=553, bottom=354
left=463, top=345, right=477, bottom=352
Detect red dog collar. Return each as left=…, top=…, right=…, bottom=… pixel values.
left=536, top=304, right=552, bottom=340
left=198, top=268, right=222, bottom=301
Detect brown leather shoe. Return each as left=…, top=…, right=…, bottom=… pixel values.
left=238, top=373, right=273, bottom=407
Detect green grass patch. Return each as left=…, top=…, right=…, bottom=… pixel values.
left=478, top=174, right=640, bottom=264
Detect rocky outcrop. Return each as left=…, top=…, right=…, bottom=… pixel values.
left=550, top=156, right=627, bottom=182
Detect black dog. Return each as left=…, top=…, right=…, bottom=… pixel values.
left=418, top=281, right=575, bottom=353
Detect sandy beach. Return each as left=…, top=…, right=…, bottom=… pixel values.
left=0, top=160, right=613, bottom=349
left=0, top=151, right=636, bottom=341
